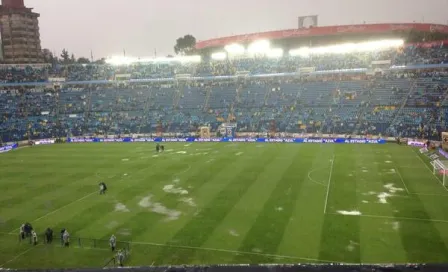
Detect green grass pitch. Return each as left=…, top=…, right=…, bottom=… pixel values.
left=1, top=142, right=448, bottom=269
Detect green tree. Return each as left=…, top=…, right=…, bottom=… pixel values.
left=77, top=57, right=90, bottom=64
left=174, top=34, right=197, bottom=55
left=42, top=48, right=56, bottom=64
left=94, top=58, right=106, bottom=65
left=60, top=49, right=70, bottom=63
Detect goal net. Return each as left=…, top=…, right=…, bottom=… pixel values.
left=431, top=159, right=448, bottom=186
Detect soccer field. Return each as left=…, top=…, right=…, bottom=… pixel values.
left=2, top=142, right=448, bottom=268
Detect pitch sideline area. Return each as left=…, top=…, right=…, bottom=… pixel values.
left=1, top=143, right=448, bottom=268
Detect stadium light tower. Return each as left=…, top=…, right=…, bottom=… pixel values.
left=289, top=39, right=404, bottom=57
left=266, top=48, right=283, bottom=58
left=224, top=44, right=245, bottom=56
left=247, top=40, right=270, bottom=54
left=211, top=52, right=227, bottom=60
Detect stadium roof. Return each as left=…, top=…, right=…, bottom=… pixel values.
left=196, top=23, right=448, bottom=50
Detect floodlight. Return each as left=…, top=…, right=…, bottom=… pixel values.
left=266, top=48, right=283, bottom=58
left=248, top=40, right=270, bottom=54
left=224, top=43, right=245, bottom=55
left=148, top=55, right=201, bottom=63
left=211, top=52, right=227, bottom=60
left=289, top=47, right=310, bottom=57
left=178, top=55, right=201, bottom=63
left=289, top=39, right=404, bottom=57
left=106, top=56, right=137, bottom=66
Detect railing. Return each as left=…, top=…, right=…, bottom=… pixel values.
left=203, top=86, right=211, bottom=111
left=13, top=233, right=131, bottom=252
left=386, top=78, right=418, bottom=135
left=0, top=63, right=447, bottom=87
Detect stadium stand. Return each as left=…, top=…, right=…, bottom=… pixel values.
left=0, top=44, right=448, bottom=143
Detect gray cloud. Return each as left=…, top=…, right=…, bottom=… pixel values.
left=27, top=0, right=448, bottom=58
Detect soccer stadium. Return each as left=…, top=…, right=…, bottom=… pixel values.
left=2, top=1, right=448, bottom=271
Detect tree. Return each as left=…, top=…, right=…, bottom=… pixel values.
left=94, top=58, right=106, bottom=65
left=60, top=49, right=69, bottom=64
left=42, top=48, right=56, bottom=64
left=70, top=53, right=76, bottom=64
left=174, top=34, right=197, bottom=55
left=77, top=57, right=90, bottom=64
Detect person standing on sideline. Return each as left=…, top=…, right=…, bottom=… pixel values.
left=20, top=224, right=25, bottom=240
left=31, top=230, right=38, bottom=245
left=63, top=230, right=70, bottom=247
left=109, top=234, right=116, bottom=251
left=60, top=228, right=66, bottom=246
left=45, top=228, right=53, bottom=244
left=99, top=182, right=107, bottom=194
left=116, top=250, right=124, bottom=267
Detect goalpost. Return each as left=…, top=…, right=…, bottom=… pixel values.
left=431, top=159, right=448, bottom=186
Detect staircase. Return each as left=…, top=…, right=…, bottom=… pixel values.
left=19, top=91, right=31, bottom=141
left=83, top=88, right=93, bottom=134
left=203, top=86, right=211, bottom=111
left=138, top=88, right=153, bottom=134
left=172, top=89, right=182, bottom=109
left=284, top=87, right=303, bottom=132
left=228, top=104, right=235, bottom=122
left=352, top=88, right=374, bottom=135
left=263, top=86, right=272, bottom=106
left=235, top=85, right=242, bottom=104
left=53, top=86, right=63, bottom=137
left=387, top=79, right=418, bottom=134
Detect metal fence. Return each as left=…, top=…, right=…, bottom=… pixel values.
left=15, top=233, right=130, bottom=251
left=5, top=264, right=439, bottom=272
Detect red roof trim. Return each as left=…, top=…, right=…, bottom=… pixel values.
left=196, top=23, right=448, bottom=49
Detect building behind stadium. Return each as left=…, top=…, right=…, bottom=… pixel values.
left=0, top=0, right=43, bottom=64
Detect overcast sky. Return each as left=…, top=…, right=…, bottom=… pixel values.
left=26, top=0, right=448, bottom=59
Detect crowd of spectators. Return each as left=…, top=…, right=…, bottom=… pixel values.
left=1, top=45, right=448, bottom=143
left=0, top=45, right=446, bottom=84
left=1, top=69, right=447, bottom=143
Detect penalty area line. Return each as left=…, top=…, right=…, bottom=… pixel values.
left=323, top=155, right=335, bottom=214
left=130, top=240, right=335, bottom=263
left=0, top=246, right=36, bottom=268
left=32, top=191, right=97, bottom=222
left=8, top=191, right=98, bottom=234
left=330, top=213, right=448, bottom=224
left=413, top=149, right=448, bottom=192
left=0, top=231, right=335, bottom=263
left=394, top=166, right=410, bottom=194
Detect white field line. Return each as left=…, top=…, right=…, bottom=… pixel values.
left=0, top=232, right=335, bottom=263
left=7, top=153, right=174, bottom=235
left=0, top=246, right=36, bottom=268
left=414, top=150, right=448, bottom=192
left=129, top=240, right=335, bottom=263
left=306, top=168, right=326, bottom=187
left=394, top=166, right=410, bottom=194
left=7, top=149, right=196, bottom=235
left=8, top=191, right=97, bottom=234
left=410, top=192, right=448, bottom=197
left=173, top=164, right=192, bottom=177
left=32, top=191, right=97, bottom=222
left=330, top=212, right=448, bottom=224
left=323, top=155, right=335, bottom=214
left=399, top=166, right=426, bottom=169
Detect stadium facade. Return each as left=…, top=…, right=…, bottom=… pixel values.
left=0, top=0, right=42, bottom=64
left=196, top=23, right=448, bottom=51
